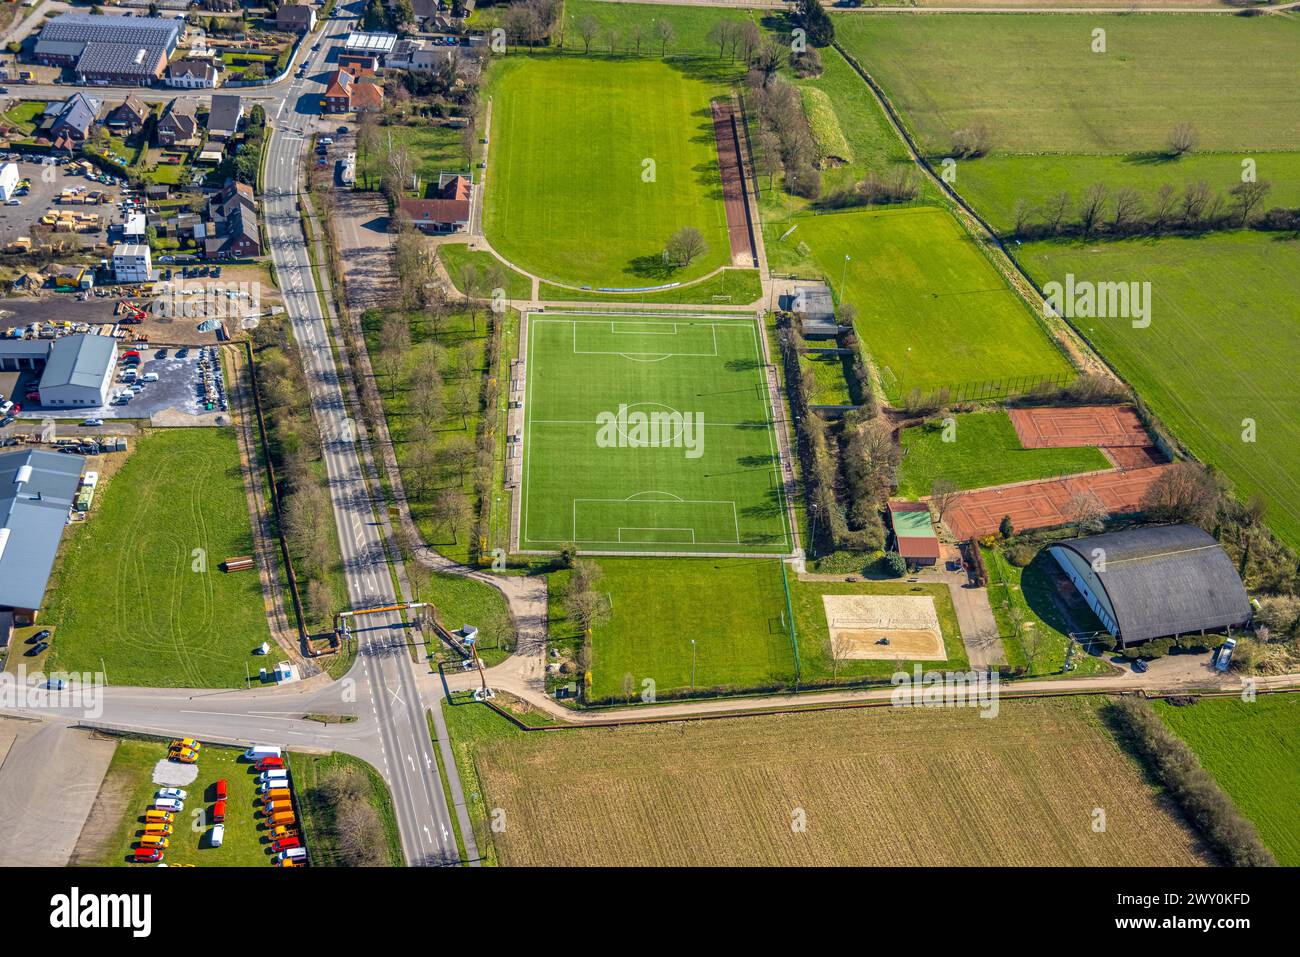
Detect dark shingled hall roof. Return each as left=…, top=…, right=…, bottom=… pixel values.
left=1053, top=524, right=1251, bottom=643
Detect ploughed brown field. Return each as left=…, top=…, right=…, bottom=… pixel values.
left=476, top=697, right=1208, bottom=866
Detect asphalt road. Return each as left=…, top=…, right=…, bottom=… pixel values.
left=261, top=4, right=467, bottom=867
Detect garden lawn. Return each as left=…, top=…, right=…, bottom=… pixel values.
left=896, top=410, right=1110, bottom=497
left=418, top=572, right=514, bottom=667
left=1153, top=695, right=1300, bottom=867
left=833, top=13, right=1300, bottom=155
left=484, top=57, right=730, bottom=287
left=780, top=206, right=1072, bottom=400
left=580, top=558, right=797, bottom=703
left=357, top=123, right=466, bottom=194
left=44, top=428, right=281, bottom=688
left=1019, top=232, right=1300, bottom=550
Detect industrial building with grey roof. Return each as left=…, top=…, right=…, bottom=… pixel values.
left=0, top=449, right=84, bottom=618
left=1047, top=524, right=1252, bottom=646
left=33, top=13, right=180, bottom=85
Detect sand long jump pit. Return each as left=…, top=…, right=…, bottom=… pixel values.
left=823, top=593, right=946, bottom=661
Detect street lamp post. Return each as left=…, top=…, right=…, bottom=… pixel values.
left=840, top=254, right=850, bottom=304
left=690, top=639, right=697, bottom=691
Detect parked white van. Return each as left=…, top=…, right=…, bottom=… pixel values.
left=244, top=744, right=282, bottom=761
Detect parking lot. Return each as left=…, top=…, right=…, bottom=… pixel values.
left=0, top=158, right=126, bottom=247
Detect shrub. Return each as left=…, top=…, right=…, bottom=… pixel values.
left=999, top=515, right=1015, bottom=540
left=1007, top=542, right=1037, bottom=567
left=884, top=551, right=907, bottom=577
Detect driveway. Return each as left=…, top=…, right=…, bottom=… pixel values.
left=0, top=718, right=115, bottom=866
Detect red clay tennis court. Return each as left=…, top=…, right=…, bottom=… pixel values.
left=945, top=464, right=1174, bottom=540
left=1009, top=405, right=1151, bottom=449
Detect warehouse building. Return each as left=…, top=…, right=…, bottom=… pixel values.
left=33, top=13, right=180, bottom=85
left=0, top=448, right=84, bottom=624
left=1047, top=524, right=1251, bottom=647
left=37, top=334, right=118, bottom=408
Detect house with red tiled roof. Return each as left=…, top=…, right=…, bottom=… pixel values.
left=397, top=174, right=472, bottom=234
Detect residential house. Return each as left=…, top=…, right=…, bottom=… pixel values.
left=155, top=98, right=198, bottom=148
left=322, top=68, right=355, bottom=113
left=39, top=94, right=101, bottom=144
left=104, top=95, right=149, bottom=135
left=277, top=4, right=317, bottom=33
left=207, top=94, right=243, bottom=141
left=350, top=78, right=384, bottom=113
left=397, top=175, right=471, bottom=234
left=203, top=178, right=261, bottom=259
left=166, top=58, right=218, bottom=89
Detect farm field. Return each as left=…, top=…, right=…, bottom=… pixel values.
left=44, top=428, right=281, bottom=688
left=955, top=151, right=1300, bottom=235
left=520, top=312, right=791, bottom=554
left=896, top=410, right=1111, bottom=498
left=571, top=558, right=796, bottom=703
left=97, top=739, right=269, bottom=867
left=1018, top=232, right=1300, bottom=549
left=833, top=13, right=1300, bottom=155
left=483, top=57, right=730, bottom=288
left=769, top=206, right=1072, bottom=400
left=1153, top=695, right=1300, bottom=867
left=562, top=0, right=763, bottom=57
left=466, top=696, right=1207, bottom=866
left=789, top=578, right=970, bottom=682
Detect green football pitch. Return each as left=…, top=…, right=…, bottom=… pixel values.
left=520, top=313, right=792, bottom=555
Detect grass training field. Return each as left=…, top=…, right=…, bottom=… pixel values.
left=569, top=558, right=796, bottom=702
left=520, top=312, right=791, bottom=554
left=463, top=696, right=1206, bottom=866
left=1153, top=695, right=1300, bottom=866
left=1019, top=232, right=1300, bottom=550
left=896, top=410, right=1111, bottom=497
left=833, top=13, right=1300, bottom=155
left=769, top=206, right=1072, bottom=400
left=484, top=57, right=730, bottom=288
left=45, top=429, right=280, bottom=688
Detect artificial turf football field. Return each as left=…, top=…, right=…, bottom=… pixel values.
left=520, top=313, right=791, bottom=554
left=483, top=57, right=731, bottom=289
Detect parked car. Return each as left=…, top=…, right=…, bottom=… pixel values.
left=258, top=769, right=289, bottom=784
left=271, top=835, right=301, bottom=852
left=1132, top=658, right=1149, bottom=673
left=144, top=810, right=173, bottom=824
left=209, top=823, right=225, bottom=848
left=82, top=418, right=103, bottom=427
left=212, top=799, right=226, bottom=824
left=156, top=787, right=187, bottom=801
left=26, top=641, right=48, bottom=656
left=215, top=779, right=228, bottom=801
left=171, top=748, right=198, bottom=765
left=245, top=745, right=281, bottom=762
left=152, top=798, right=183, bottom=812
left=141, top=372, right=158, bottom=382
left=133, top=847, right=163, bottom=863
left=142, top=823, right=172, bottom=837
left=29, top=630, right=50, bottom=642
left=169, top=737, right=201, bottom=753
left=270, top=824, right=298, bottom=840
left=46, top=678, right=65, bottom=690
